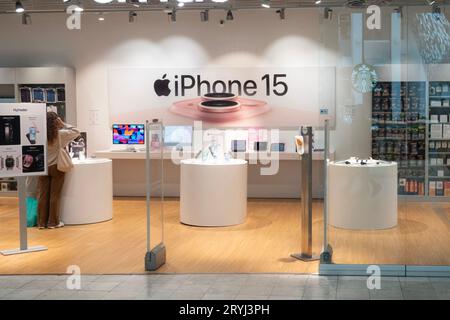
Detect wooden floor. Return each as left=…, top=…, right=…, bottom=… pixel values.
left=0, top=197, right=448, bottom=274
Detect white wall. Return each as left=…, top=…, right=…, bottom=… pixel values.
left=0, top=9, right=332, bottom=156
left=0, top=6, right=443, bottom=162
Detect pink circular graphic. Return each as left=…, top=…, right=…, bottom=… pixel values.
left=170, top=97, right=270, bottom=123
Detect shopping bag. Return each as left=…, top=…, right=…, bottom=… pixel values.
left=26, top=197, right=38, bottom=228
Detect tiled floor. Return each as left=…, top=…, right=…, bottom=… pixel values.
left=0, top=274, right=448, bottom=300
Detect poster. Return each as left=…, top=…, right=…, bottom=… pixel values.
left=0, top=103, right=47, bottom=178
left=108, top=67, right=335, bottom=128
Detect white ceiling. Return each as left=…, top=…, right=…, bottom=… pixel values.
left=0, top=0, right=445, bottom=13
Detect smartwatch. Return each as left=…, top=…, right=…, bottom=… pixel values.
left=5, top=156, right=15, bottom=170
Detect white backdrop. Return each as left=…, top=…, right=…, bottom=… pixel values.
left=108, top=67, right=335, bottom=127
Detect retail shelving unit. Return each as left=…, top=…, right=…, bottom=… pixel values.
left=0, top=67, right=76, bottom=197
left=18, top=84, right=66, bottom=121
left=428, top=81, right=450, bottom=197
left=372, top=81, right=427, bottom=196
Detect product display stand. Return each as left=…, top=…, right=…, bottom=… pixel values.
left=320, top=119, right=333, bottom=264
left=291, top=126, right=319, bottom=262
left=144, top=120, right=166, bottom=271
left=0, top=177, right=47, bottom=255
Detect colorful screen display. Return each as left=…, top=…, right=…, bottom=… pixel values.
left=113, top=124, right=145, bottom=145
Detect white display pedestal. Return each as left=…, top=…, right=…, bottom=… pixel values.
left=329, top=161, right=398, bottom=230
left=60, top=158, right=113, bottom=225
left=180, top=159, right=247, bottom=227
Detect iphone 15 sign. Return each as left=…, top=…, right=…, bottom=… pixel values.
left=153, top=74, right=289, bottom=97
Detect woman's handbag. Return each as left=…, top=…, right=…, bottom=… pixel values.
left=56, top=132, right=73, bottom=172
left=26, top=196, right=38, bottom=227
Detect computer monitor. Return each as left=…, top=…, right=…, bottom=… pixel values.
left=164, top=126, right=193, bottom=147
left=231, top=140, right=246, bottom=152
left=254, top=141, right=268, bottom=151
left=112, top=124, right=145, bottom=145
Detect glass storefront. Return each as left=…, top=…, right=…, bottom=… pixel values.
left=319, top=4, right=450, bottom=270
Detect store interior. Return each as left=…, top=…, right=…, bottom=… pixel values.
left=0, top=1, right=449, bottom=275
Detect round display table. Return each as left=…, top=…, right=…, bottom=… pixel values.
left=180, top=158, right=247, bottom=227
left=60, top=158, right=113, bottom=225
left=329, top=161, right=398, bottom=230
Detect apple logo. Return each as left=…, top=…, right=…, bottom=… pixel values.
left=154, top=74, right=171, bottom=97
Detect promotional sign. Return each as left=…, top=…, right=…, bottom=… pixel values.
left=108, top=67, right=335, bottom=128
left=0, top=103, right=47, bottom=178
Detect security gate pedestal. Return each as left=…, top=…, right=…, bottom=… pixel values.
left=291, top=127, right=319, bottom=262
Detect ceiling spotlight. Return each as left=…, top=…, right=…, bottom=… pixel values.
left=226, top=10, right=233, bottom=21
left=315, top=0, right=322, bottom=4
left=15, top=1, right=24, bottom=13
left=261, top=0, right=270, bottom=9
left=129, top=11, right=137, bottom=23
left=98, top=13, right=105, bottom=21
left=200, top=10, right=209, bottom=22
left=324, top=7, right=333, bottom=20
left=21, top=13, right=31, bottom=25
left=276, top=8, right=285, bottom=20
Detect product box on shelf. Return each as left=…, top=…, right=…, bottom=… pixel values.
left=429, top=181, right=436, bottom=197
left=445, top=181, right=450, bottom=197
left=436, top=181, right=444, bottom=196
left=430, top=124, right=443, bottom=139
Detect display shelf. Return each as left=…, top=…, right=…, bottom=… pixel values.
left=18, top=83, right=66, bottom=121
left=428, top=81, right=450, bottom=197
left=372, top=81, right=427, bottom=196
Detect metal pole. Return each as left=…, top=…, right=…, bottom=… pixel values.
left=291, top=126, right=319, bottom=262
left=0, top=176, right=47, bottom=255
left=18, top=177, right=27, bottom=250
left=145, top=120, right=151, bottom=253
left=320, top=119, right=333, bottom=263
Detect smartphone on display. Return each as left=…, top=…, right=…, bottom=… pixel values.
left=26, top=127, right=36, bottom=144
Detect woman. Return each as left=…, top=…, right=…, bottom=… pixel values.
left=38, top=112, right=80, bottom=229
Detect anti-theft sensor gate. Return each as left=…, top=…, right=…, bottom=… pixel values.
left=291, top=126, right=319, bottom=262
left=291, top=120, right=333, bottom=263
left=144, top=119, right=166, bottom=271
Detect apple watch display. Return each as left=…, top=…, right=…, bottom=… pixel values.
left=5, top=156, right=16, bottom=170
left=57, top=87, right=66, bottom=102
left=0, top=116, right=21, bottom=145
left=0, top=155, right=20, bottom=171
left=45, top=88, right=57, bottom=103
left=254, top=141, right=268, bottom=151
left=231, top=140, right=246, bottom=152
left=22, top=145, right=45, bottom=173
left=20, top=87, right=32, bottom=103
left=270, top=143, right=285, bottom=152
left=32, top=88, right=45, bottom=102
